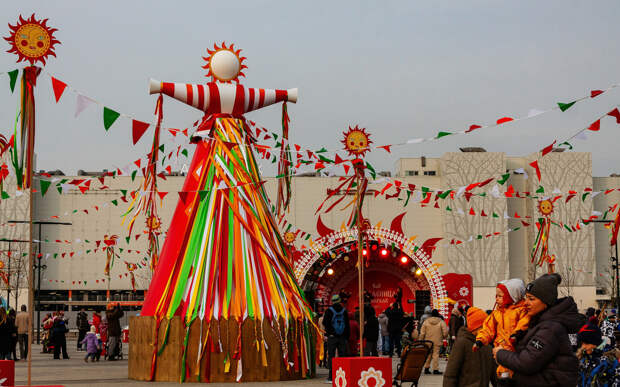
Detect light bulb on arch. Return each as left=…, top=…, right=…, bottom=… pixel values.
left=327, top=268, right=334, bottom=275
left=380, top=248, right=388, bottom=257
left=415, top=268, right=422, bottom=276
left=400, top=256, right=408, bottom=264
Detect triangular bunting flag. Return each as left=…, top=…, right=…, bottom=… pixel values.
left=132, top=119, right=150, bottom=144
left=590, top=90, right=604, bottom=98
left=607, top=108, right=620, bottom=124
left=529, top=160, right=541, bottom=180
left=40, top=180, right=51, bottom=196
left=75, top=94, right=95, bottom=117
left=8, top=69, right=18, bottom=93
left=587, top=120, right=601, bottom=131
left=51, top=77, right=68, bottom=103
left=103, top=107, right=120, bottom=130
left=557, top=101, right=576, bottom=112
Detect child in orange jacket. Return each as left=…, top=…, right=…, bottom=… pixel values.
left=473, top=278, right=530, bottom=381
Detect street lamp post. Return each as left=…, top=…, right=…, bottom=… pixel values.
left=7, top=220, right=71, bottom=344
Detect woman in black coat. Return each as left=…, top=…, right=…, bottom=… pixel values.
left=493, top=274, right=585, bottom=386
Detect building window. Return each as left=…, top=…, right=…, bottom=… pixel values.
left=405, top=170, right=418, bottom=176
left=423, top=170, right=436, bottom=176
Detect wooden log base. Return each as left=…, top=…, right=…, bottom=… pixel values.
left=129, top=316, right=316, bottom=383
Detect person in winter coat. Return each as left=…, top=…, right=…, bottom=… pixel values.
left=419, top=305, right=432, bottom=333
left=0, top=308, right=12, bottom=360
left=475, top=278, right=530, bottom=381
left=80, top=325, right=99, bottom=362
left=76, top=308, right=90, bottom=351
left=52, top=311, right=70, bottom=359
left=91, top=310, right=101, bottom=334
left=494, top=273, right=586, bottom=387
left=348, top=312, right=359, bottom=356
left=378, top=312, right=389, bottom=355
left=576, top=321, right=620, bottom=387
left=323, top=294, right=350, bottom=382
left=443, top=307, right=495, bottom=387
left=363, top=305, right=379, bottom=356
left=420, top=309, right=448, bottom=374
left=8, top=309, right=18, bottom=361
left=448, top=306, right=465, bottom=351
left=105, top=303, right=124, bottom=360
left=386, top=302, right=404, bottom=357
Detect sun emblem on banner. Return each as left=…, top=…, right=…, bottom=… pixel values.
left=342, top=125, right=372, bottom=157
left=146, top=215, right=161, bottom=231
left=202, top=42, right=247, bottom=83
left=358, top=367, right=385, bottom=387
left=4, top=14, right=60, bottom=66
left=335, top=367, right=347, bottom=387
left=537, top=199, right=554, bottom=216
left=0, top=260, right=4, bottom=270
left=284, top=231, right=296, bottom=244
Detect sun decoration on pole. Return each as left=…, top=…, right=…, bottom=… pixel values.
left=342, top=125, right=372, bottom=158
left=202, top=42, right=247, bottom=83
left=4, top=14, right=60, bottom=66
left=537, top=199, right=554, bottom=216
left=284, top=231, right=296, bottom=245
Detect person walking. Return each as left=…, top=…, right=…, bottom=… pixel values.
left=52, top=310, right=70, bottom=359
left=443, top=307, right=495, bottom=387
left=419, top=309, right=448, bottom=375
left=419, top=305, right=432, bottom=333
left=363, top=305, right=379, bottom=356
left=493, top=273, right=585, bottom=386
left=378, top=311, right=389, bottom=356
left=323, top=294, right=350, bottom=383
left=105, top=303, right=124, bottom=360
left=76, top=308, right=90, bottom=351
left=7, top=309, right=18, bottom=361
left=448, top=306, right=464, bottom=352
left=0, top=307, right=11, bottom=360
left=386, top=302, right=404, bottom=357
left=16, top=305, right=29, bottom=359
left=80, top=325, right=99, bottom=363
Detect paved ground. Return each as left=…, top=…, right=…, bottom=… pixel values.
left=14, top=341, right=446, bottom=386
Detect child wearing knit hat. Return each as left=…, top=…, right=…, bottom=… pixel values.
left=474, top=278, right=530, bottom=381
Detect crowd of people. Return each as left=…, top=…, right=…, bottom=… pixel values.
left=0, top=304, right=29, bottom=360
left=319, top=274, right=620, bottom=386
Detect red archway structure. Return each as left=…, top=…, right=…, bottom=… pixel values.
left=294, top=216, right=449, bottom=317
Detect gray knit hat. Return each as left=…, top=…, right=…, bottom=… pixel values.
left=525, top=273, right=562, bottom=306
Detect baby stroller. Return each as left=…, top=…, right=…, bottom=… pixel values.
left=104, top=336, right=123, bottom=360
left=393, top=340, right=433, bottom=387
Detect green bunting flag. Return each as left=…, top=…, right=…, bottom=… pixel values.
left=404, top=191, right=412, bottom=206
left=198, top=190, right=209, bottom=201
left=40, top=180, right=51, bottom=196
left=559, top=141, right=573, bottom=150
left=181, top=149, right=188, bottom=158
left=492, top=212, right=499, bottom=218
left=319, top=155, right=334, bottom=163
left=103, top=107, right=120, bottom=130
left=557, top=101, right=576, bottom=112
left=56, top=184, right=63, bottom=194
left=125, top=236, right=131, bottom=244
left=436, top=131, right=452, bottom=139
left=111, top=199, right=118, bottom=206
left=582, top=192, right=590, bottom=201
left=131, top=170, right=137, bottom=181
left=446, top=205, right=452, bottom=211
left=316, top=147, right=328, bottom=153
left=8, top=69, right=18, bottom=93
left=1, top=191, right=9, bottom=199
left=536, top=186, right=545, bottom=193
left=438, top=190, right=452, bottom=199
left=120, top=189, right=127, bottom=197
left=497, top=173, right=510, bottom=185
left=365, top=162, right=376, bottom=179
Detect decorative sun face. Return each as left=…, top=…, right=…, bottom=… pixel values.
left=0, top=260, right=4, bottom=270
left=538, top=199, right=554, bottom=216
left=284, top=231, right=296, bottom=244
left=4, top=14, right=60, bottom=66
left=342, top=125, right=372, bottom=157
left=202, top=42, right=247, bottom=83
left=125, top=262, right=137, bottom=272
left=146, top=215, right=161, bottom=231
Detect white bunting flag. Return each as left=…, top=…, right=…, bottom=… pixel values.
left=74, top=94, right=95, bottom=118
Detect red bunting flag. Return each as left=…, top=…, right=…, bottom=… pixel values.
left=132, top=120, right=150, bottom=144
left=607, top=108, right=620, bottom=124
left=497, top=117, right=514, bottom=125
left=541, top=141, right=556, bottom=156
left=466, top=124, right=481, bottom=133
left=587, top=120, right=601, bottom=131
left=378, top=145, right=392, bottom=153
left=469, top=207, right=476, bottom=215
left=529, top=160, right=541, bottom=180
left=51, top=77, right=67, bottom=103
left=590, top=90, right=604, bottom=98
left=157, top=192, right=168, bottom=200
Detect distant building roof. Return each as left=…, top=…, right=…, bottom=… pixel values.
left=459, top=147, right=486, bottom=152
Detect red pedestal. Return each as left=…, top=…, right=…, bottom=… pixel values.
left=332, top=357, right=392, bottom=387
left=0, top=360, right=14, bottom=387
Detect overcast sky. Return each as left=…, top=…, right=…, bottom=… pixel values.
left=1, top=1, right=619, bottom=176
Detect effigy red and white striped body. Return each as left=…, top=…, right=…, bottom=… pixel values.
left=149, top=78, right=297, bottom=115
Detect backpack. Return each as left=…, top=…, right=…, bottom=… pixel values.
left=329, top=307, right=346, bottom=336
